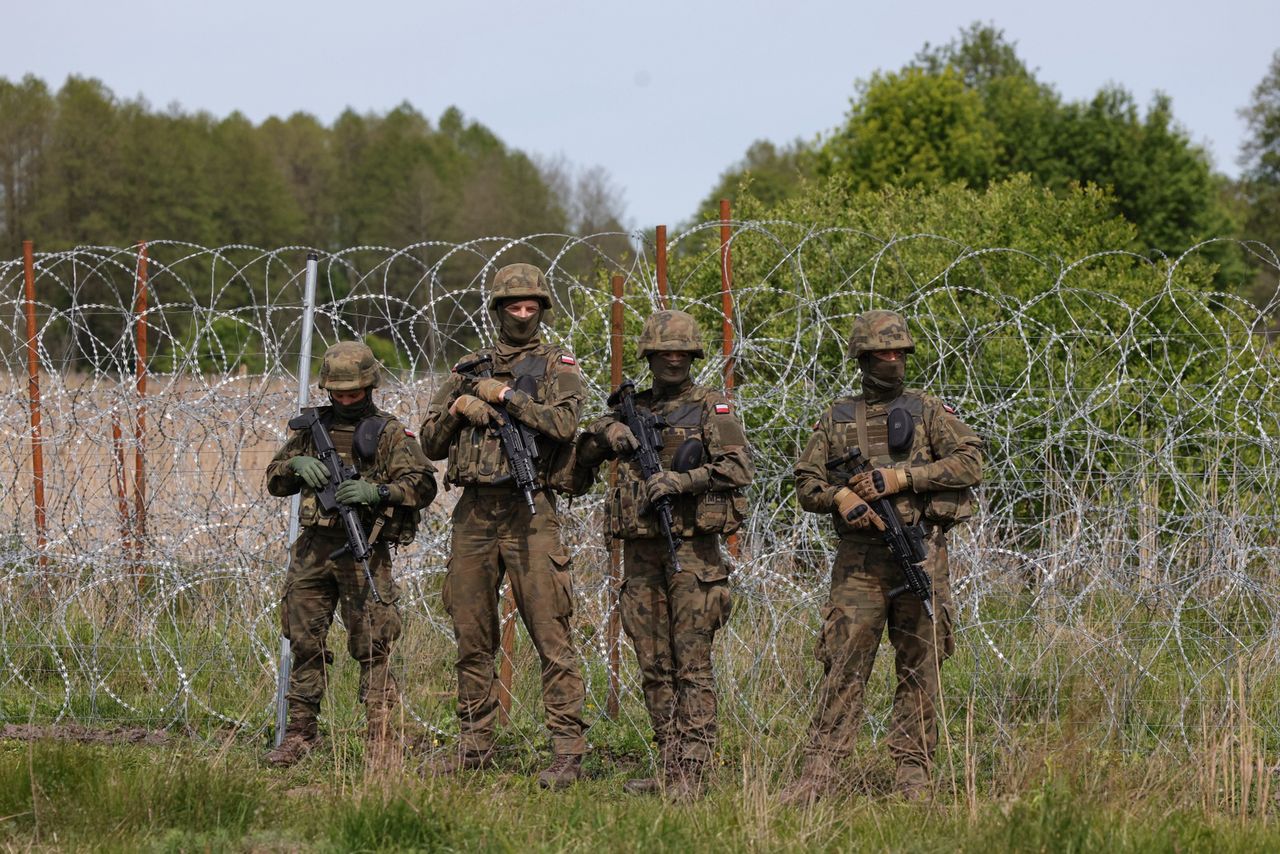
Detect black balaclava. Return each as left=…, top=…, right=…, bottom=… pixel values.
left=649, top=352, right=693, bottom=397
left=497, top=302, right=543, bottom=346
left=859, top=354, right=905, bottom=402
left=330, top=390, right=376, bottom=423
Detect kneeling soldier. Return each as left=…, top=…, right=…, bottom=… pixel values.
left=265, top=341, right=436, bottom=769
left=578, top=309, right=754, bottom=802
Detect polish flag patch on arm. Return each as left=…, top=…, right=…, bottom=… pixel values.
left=714, top=402, right=731, bottom=415
left=559, top=354, right=577, bottom=366
left=404, top=429, right=416, bottom=438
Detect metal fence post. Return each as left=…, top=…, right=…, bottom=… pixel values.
left=274, top=251, right=320, bottom=746
left=22, top=240, right=47, bottom=570
left=133, top=243, right=149, bottom=565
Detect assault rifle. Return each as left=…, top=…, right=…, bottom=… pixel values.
left=826, top=448, right=934, bottom=620
left=454, top=354, right=541, bottom=515
left=288, top=407, right=386, bottom=604
left=608, top=379, right=682, bottom=573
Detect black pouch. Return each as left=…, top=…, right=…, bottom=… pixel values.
left=887, top=407, right=914, bottom=453
left=672, top=437, right=705, bottom=472
left=354, top=416, right=389, bottom=461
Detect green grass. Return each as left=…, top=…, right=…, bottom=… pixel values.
left=1, top=738, right=1279, bottom=852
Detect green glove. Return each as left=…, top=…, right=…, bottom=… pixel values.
left=336, top=479, right=381, bottom=506
left=288, top=455, right=328, bottom=489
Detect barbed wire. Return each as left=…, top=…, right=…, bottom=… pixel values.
left=1, top=225, right=1278, bottom=764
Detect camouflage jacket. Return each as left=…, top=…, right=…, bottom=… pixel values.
left=266, top=405, right=437, bottom=544
left=795, top=389, right=982, bottom=538
left=417, top=339, right=584, bottom=490
left=582, top=380, right=754, bottom=539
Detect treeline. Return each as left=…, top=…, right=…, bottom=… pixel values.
left=699, top=25, right=1280, bottom=300
left=0, top=76, right=626, bottom=260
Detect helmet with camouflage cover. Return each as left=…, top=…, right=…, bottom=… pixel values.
left=848, top=310, right=915, bottom=358
left=637, top=310, right=705, bottom=359
left=318, top=341, right=381, bottom=391
left=487, top=263, right=553, bottom=312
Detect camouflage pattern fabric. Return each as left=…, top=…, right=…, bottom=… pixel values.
left=439, top=488, right=586, bottom=755
left=636, top=309, right=705, bottom=358
left=793, top=386, right=981, bottom=777
left=583, top=377, right=753, bottom=764
left=419, top=334, right=588, bottom=756
left=266, top=404, right=435, bottom=723
left=847, top=309, right=916, bottom=358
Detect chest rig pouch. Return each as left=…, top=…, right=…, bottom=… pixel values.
left=448, top=350, right=552, bottom=489
left=608, top=396, right=746, bottom=539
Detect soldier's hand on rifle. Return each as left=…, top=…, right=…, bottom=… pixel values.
left=835, top=487, right=886, bottom=531
left=849, top=467, right=908, bottom=502
left=474, top=378, right=511, bottom=405
left=603, top=422, right=639, bottom=454
left=450, top=394, right=498, bottom=427
left=646, top=471, right=691, bottom=504
left=336, top=479, right=380, bottom=506
left=287, top=455, right=329, bottom=489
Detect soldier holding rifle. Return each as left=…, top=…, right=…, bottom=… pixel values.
left=265, top=341, right=436, bottom=769
left=418, top=263, right=589, bottom=789
left=782, top=310, right=982, bottom=804
left=578, top=310, right=753, bottom=802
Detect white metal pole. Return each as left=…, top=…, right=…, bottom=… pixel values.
left=274, top=251, right=319, bottom=746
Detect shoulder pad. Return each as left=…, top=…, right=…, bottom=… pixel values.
left=830, top=398, right=858, bottom=422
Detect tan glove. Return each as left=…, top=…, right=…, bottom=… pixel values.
left=449, top=394, right=498, bottom=427
left=474, top=378, right=511, bottom=405
left=835, top=487, right=885, bottom=531
left=849, top=467, right=908, bottom=502
left=603, top=422, right=640, bottom=454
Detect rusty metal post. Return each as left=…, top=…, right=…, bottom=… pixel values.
left=655, top=225, right=669, bottom=310
left=498, top=588, right=516, bottom=724
left=133, top=243, right=149, bottom=562
left=112, top=410, right=132, bottom=558
left=22, top=240, right=48, bottom=569
left=718, top=202, right=741, bottom=556
left=606, top=273, right=625, bottom=719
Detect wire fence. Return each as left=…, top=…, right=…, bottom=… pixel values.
left=2, top=225, right=1279, bottom=768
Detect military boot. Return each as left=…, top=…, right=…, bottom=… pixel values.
left=664, top=759, right=708, bottom=804
left=265, top=714, right=320, bottom=768
left=894, top=761, right=931, bottom=801
left=778, top=754, right=838, bottom=807
left=537, top=753, right=584, bottom=790
left=623, top=740, right=679, bottom=796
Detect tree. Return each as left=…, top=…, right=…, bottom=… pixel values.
left=1237, top=49, right=1280, bottom=309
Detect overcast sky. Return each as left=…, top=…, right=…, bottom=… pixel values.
left=6, top=1, right=1278, bottom=232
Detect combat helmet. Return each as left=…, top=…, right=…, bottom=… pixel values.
left=637, top=310, right=705, bottom=359
left=848, top=310, right=915, bottom=358
left=318, top=341, right=381, bottom=391
left=487, top=263, right=553, bottom=312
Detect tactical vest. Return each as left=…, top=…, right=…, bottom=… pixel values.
left=445, top=346, right=574, bottom=493
left=297, top=409, right=421, bottom=545
left=826, top=391, right=973, bottom=537
left=608, top=388, right=747, bottom=539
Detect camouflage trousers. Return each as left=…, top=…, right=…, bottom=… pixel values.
left=281, top=527, right=402, bottom=718
left=803, top=527, right=955, bottom=770
left=620, top=534, right=732, bottom=764
left=441, top=487, right=586, bottom=755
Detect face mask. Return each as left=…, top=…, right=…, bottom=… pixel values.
left=860, top=355, right=905, bottom=397
left=649, top=353, right=692, bottom=387
left=498, top=307, right=542, bottom=345
left=330, top=392, right=374, bottom=422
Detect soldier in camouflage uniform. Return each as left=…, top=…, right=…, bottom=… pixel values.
left=264, top=341, right=436, bottom=769
left=577, top=310, right=754, bottom=802
left=781, top=310, right=982, bottom=805
left=418, top=263, right=589, bottom=789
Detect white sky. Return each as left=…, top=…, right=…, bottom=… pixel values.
left=6, top=0, right=1278, bottom=231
